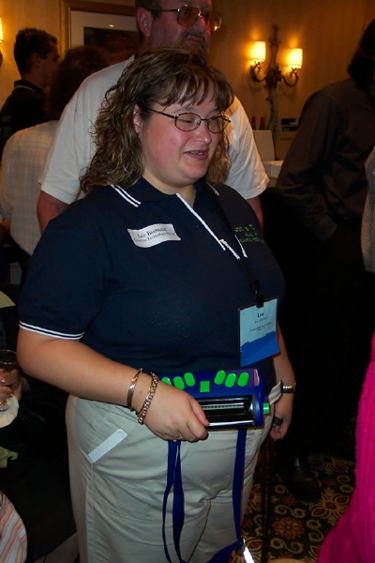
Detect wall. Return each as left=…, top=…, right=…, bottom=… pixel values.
left=210, top=0, right=375, bottom=157
left=0, top=0, right=374, bottom=157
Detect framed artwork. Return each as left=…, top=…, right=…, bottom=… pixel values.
left=60, top=1, right=137, bottom=64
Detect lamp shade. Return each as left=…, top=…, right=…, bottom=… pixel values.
left=288, top=48, right=303, bottom=69
left=0, top=18, right=3, bottom=43
left=251, top=41, right=266, bottom=63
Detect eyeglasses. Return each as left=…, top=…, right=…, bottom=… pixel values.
left=147, top=108, right=231, bottom=133
left=152, top=5, right=222, bottom=32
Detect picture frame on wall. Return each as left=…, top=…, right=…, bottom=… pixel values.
left=60, top=1, right=137, bottom=64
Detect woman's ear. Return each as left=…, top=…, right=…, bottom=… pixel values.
left=133, top=105, right=143, bottom=135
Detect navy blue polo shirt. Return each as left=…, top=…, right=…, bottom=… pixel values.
left=19, top=179, right=285, bottom=391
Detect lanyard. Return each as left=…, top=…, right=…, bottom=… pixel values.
left=163, top=430, right=247, bottom=563
left=163, top=441, right=186, bottom=563
left=177, top=185, right=264, bottom=308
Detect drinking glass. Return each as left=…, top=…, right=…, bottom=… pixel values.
left=0, top=349, right=20, bottom=412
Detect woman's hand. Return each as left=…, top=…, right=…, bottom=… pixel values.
left=269, top=393, right=293, bottom=440
left=270, top=324, right=295, bottom=440
left=132, top=376, right=209, bottom=442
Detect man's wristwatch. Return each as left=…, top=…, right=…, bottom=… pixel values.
left=281, top=381, right=296, bottom=394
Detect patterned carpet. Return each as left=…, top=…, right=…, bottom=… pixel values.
left=230, top=441, right=355, bottom=563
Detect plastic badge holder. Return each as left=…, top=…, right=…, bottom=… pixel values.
left=161, top=369, right=270, bottom=428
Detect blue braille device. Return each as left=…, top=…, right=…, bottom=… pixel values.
left=161, top=369, right=270, bottom=428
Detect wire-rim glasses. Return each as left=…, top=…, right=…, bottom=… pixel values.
left=147, top=108, right=231, bottom=133
left=152, top=5, right=222, bottom=32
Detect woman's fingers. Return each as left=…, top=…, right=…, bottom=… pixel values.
left=144, top=382, right=209, bottom=442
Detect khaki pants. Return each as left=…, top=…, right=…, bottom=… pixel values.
left=66, top=396, right=272, bottom=563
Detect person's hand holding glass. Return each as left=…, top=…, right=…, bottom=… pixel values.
left=0, top=350, right=21, bottom=412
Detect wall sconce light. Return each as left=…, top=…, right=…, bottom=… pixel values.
left=250, top=25, right=302, bottom=89
left=251, top=41, right=266, bottom=67
left=0, top=17, right=4, bottom=68
left=287, top=48, right=303, bottom=72
left=249, top=25, right=303, bottom=142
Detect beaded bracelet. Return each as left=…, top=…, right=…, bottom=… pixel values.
left=137, top=372, right=159, bottom=425
left=126, top=368, right=143, bottom=411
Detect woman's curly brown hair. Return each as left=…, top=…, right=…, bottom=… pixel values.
left=80, top=46, right=234, bottom=193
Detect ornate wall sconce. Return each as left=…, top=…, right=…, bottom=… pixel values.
left=0, top=18, right=4, bottom=68
left=249, top=25, right=303, bottom=142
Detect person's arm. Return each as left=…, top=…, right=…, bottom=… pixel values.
left=37, top=72, right=100, bottom=229
left=247, top=195, right=263, bottom=231
left=37, top=191, right=68, bottom=232
left=0, top=137, right=15, bottom=241
left=0, top=136, right=15, bottom=221
left=17, top=330, right=208, bottom=442
left=37, top=91, right=83, bottom=228
left=226, top=97, right=268, bottom=215
left=276, top=91, right=341, bottom=242
left=362, top=146, right=375, bottom=273
left=269, top=324, right=295, bottom=440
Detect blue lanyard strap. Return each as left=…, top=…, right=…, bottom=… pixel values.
left=233, top=428, right=247, bottom=540
left=163, top=429, right=247, bottom=563
left=163, top=441, right=187, bottom=563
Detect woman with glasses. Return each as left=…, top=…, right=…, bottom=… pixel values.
left=38, top=1, right=268, bottom=234
left=17, top=47, right=294, bottom=562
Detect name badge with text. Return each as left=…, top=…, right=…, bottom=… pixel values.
left=128, top=223, right=181, bottom=248
left=239, top=298, right=279, bottom=366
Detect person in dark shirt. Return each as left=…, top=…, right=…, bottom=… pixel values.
left=0, top=28, right=59, bottom=160
left=272, top=19, right=375, bottom=501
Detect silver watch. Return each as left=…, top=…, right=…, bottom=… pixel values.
left=281, top=381, right=296, bottom=394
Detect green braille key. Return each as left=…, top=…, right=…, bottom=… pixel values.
left=173, top=376, right=185, bottom=390
left=161, top=377, right=172, bottom=386
left=200, top=380, right=210, bottom=393
left=225, top=372, right=237, bottom=388
left=214, top=370, right=226, bottom=385
left=184, top=372, right=195, bottom=387
left=238, top=372, right=249, bottom=387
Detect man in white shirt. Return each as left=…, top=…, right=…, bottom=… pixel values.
left=37, top=0, right=268, bottom=230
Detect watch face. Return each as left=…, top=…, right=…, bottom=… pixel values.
left=282, top=383, right=296, bottom=393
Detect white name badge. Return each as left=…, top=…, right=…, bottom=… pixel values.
left=239, top=298, right=279, bottom=366
left=128, top=223, right=181, bottom=248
